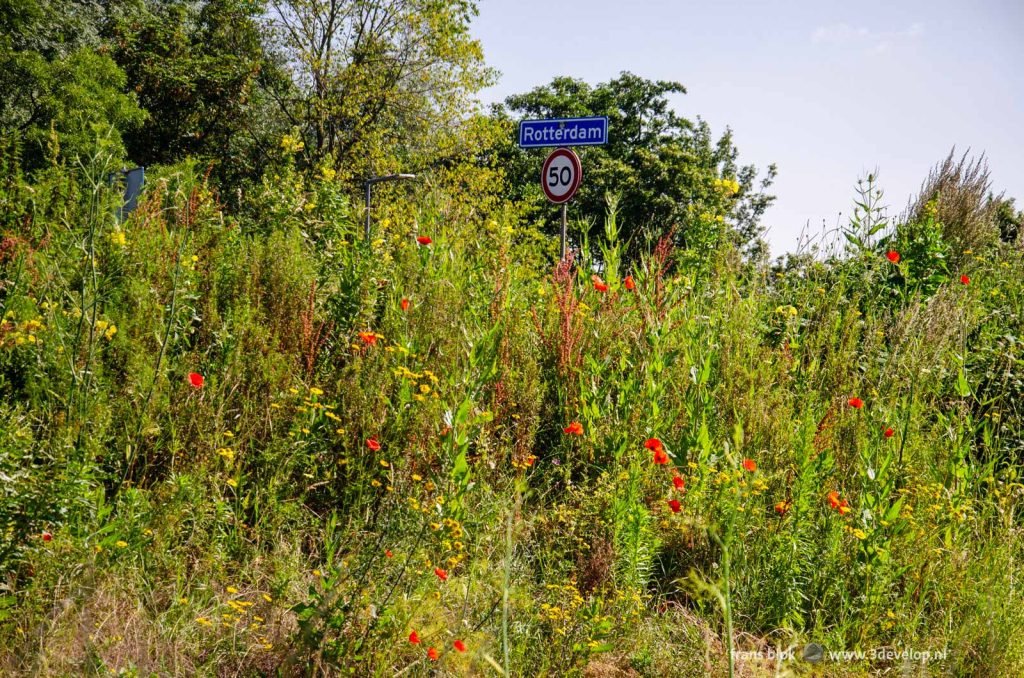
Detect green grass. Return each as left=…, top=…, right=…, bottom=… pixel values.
left=2, top=151, right=1024, bottom=676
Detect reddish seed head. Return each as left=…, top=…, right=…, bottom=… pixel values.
left=742, top=458, right=756, bottom=472
left=417, top=235, right=432, bottom=246
left=400, top=298, right=410, bottom=311
left=427, top=647, right=439, bottom=661
left=848, top=397, right=864, bottom=409
left=563, top=421, right=583, bottom=436
left=672, top=475, right=685, bottom=490
left=885, top=250, right=900, bottom=263
left=667, top=499, right=681, bottom=513
left=884, top=427, right=895, bottom=438
left=624, top=275, right=635, bottom=291
left=409, top=630, right=420, bottom=644
left=188, top=372, right=204, bottom=388
left=434, top=567, right=448, bottom=581
left=41, top=531, right=52, bottom=542
left=960, top=274, right=970, bottom=285
left=453, top=639, right=466, bottom=652
left=366, top=437, right=381, bottom=451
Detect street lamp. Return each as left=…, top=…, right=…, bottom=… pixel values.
left=364, top=173, right=417, bottom=242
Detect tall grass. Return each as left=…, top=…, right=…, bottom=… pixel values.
left=1, top=148, right=1023, bottom=676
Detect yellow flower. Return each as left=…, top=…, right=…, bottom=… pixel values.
left=227, top=586, right=239, bottom=594
left=226, top=478, right=238, bottom=488
left=196, top=617, right=213, bottom=627
left=217, top=447, right=235, bottom=462
left=262, top=593, right=273, bottom=603
left=320, top=166, right=336, bottom=182
left=412, top=474, right=422, bottom=482
left=115, top=540, right=128, bottom=548
left=312, top=569, right=322, bottom=577
left=309, top=387, right=323, bottom=396
left=104, top=324, right=117, bottom=340
left=109, top=230, right=127, bottom=247
left=223, top=431, right=234, bottom=438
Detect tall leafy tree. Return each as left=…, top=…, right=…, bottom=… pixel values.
left=109, top=0, right=284, bottom=190
left=261, top=0, right=496, bottom=183
left=495, top=72, right=776, bottom=262
left=0, top=0, right=144, bottom=169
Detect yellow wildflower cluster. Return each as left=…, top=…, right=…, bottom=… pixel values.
left=539, top=582, right=585, bottom=636
left=94, top=319, right=118, bottom=341
left=1, top=313, right=48, bottom=348
left=109, top=229, right=127, bottom=248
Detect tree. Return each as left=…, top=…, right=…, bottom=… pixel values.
left=495, top=72, right=775, bottom=262
left=0, top=0, right=145, bottom=169
left=109, top=0, right=284, bottom=191
left=261, top=0, right=495, bottom=183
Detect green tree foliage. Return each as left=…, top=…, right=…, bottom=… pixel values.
left=109, top=0, right=284, bottom=190
left=0, top=0, right=144, bottom=169
left=495, top=72, right=776, bottom=262
left=261, top=0, right=496, bottom=183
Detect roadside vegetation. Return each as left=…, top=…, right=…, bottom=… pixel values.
left=2, top=1, right=1024, bottom=676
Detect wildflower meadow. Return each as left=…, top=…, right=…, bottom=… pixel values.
left=2, top=1, right=1024, bottom=676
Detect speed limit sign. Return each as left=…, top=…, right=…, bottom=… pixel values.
left=541, top=148, right=582, bottom=204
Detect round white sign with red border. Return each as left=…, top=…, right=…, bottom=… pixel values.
left=541, top=148, right=582, bottom=204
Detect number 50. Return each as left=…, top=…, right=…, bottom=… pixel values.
left=548, top=166, right=572, bottom=187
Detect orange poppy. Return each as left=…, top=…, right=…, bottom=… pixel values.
left=563, top=421, right=583, bottom=435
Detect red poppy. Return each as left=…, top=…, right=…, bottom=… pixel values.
left=417, top=235, right=432, bottom=246
left=592, top=275, right=608, bottom=293
left=453, top=639, right=466, bottom=652
left=563, top=421, right=583, bottom=436
left=366, top=437, right=381, bottom=451
left=884, top=427, right=894, bottom=438
left=188, top=372, right=204, bottom=388
left=358, top=331, right=378, bottom=346
left=409, top=630, right=421, bottom=644
left=434, top=567, right=448, bottom=581
left=644, top=437, right=664, bottom=453
left=848, top=397, right=864, bottom=409
left=774, top=500, right=792, bottom=516
left=427, top=647, right=439, bottom=661
left=653, top=448, right=669, bottom=465
left=667, top=499, right=681, bottom=513
left=885, top=250, right=900, bottom=263
left=672, top=475, right=685, bottom=490
left=828, top=490, right=851, bottom=516
left=41, top=531, right=52, bottom=542
left=385, top=549, right=393, bottom=558
left=742, top=458, right=756, bottom=472
left=960, top=274, right=970, bottom=285
left=400, top=298, right=410, bottom=311
left=624, top=275, right=635, bottom=291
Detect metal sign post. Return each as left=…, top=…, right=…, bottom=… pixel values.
left=540, top=148, right=582, bottom=260
left=518, top=116, right=608, bottom=261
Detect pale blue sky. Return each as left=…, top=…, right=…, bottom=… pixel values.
left=472, top=0, right=1023, bottom=255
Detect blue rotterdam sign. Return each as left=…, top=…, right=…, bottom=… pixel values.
left=518, top=116, right=609, bottom=148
